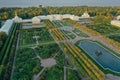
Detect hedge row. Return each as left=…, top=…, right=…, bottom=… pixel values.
left=0, top=23, right=16, bottom=62
left=0, top=23, right=19, bottom=79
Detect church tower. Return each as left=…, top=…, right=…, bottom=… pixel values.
left=14, top=11, right=19, bottom=19
left=12, top=11, right=22, bottom=22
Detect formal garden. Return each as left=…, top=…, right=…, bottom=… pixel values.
left=12, top=26, right=81, bottom=80
left=44, top=20, right=105, bottom=80
left=72, top=28, right=89, bottom=37
left=52, top=21, right=89, bottom=39
left=12, top=20, right=120, bottom=80
left=19, top=28, right=54, bottom=46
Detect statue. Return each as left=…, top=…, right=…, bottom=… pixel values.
left=95, top=50, right=102, bottom=56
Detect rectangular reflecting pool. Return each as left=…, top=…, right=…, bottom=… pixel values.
left=78, top=40, right=120, bottom=73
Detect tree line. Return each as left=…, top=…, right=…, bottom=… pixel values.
left=0, top=6, right=120, bottom=20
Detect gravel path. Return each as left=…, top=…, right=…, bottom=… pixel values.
left=105, top=74, right=120, bottom=80
left=33, top=68, right=45, bottom=80
left=10, top=33, right=20, bottom=80
left=41, top=58, right=56, bottom=67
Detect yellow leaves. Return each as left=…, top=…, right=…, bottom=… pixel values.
left=64, top=48, right=67, bottom=52
left=64, top=42, right=104, bottom=80
left=45, top=19, right=105, bottom=80
left=3, top=12, right=8, bottom=19
left=67, top=19, right=120, bottom=53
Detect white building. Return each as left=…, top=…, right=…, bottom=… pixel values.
left=37, top=15, right=49, bottom=20
left=62, top=14, right=72, bottom=19
left=47, top=14, right=63, bottom=21
left=61, top=14, right=79, bottom=20
left=32, top=17, right=41, bottom=24
left=0, top=20, right=14, bottom=35
left=81, top=12, right=90, bottom=18
left=111, top=20, right=120, bottom=27
left=11, top=14, right=80, bottom=24
left=12, top=12, right=22, bottom=23
left=117, top=15, right=120, bottom=20
left=34, top=14, right=79, bottom=21
left=53, top=14, right=63, bottom=21
left=22, top=19, right=32, bottom=23
left=70, top=15, right=79, bottom=21
left=46, top=15, right=54, bottom=21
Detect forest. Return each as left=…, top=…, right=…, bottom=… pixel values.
left=0, top=6, right=120, bottom=20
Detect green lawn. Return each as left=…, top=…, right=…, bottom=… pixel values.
left=13, top=26, right=82, bottom=80
left=13, top=48, right=43, bottom=80
left=19, top=27, right=54, bottom=46
left=53, top=21, right=62, bottom=27
left=40, top=52, right=64, bottom=80
left=61, top=21, right=71, bottom=26
left=108, top=34, right=120, bottom=43
left=62, top=30, right=76, bottom=39
left=35, top=43, right=60, bottom=59
left=73, top=28, right=89, bottom=37
left=66, top=69, right=81, bottom=80
left=87, top=23, right=120, bottom=42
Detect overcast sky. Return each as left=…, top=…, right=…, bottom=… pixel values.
left=0, top=0, right=120, bottom=7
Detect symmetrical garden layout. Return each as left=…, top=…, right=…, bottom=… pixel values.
left=12, top=26, right=80, bottom=80
left=11, top=20, right=120, bottom=80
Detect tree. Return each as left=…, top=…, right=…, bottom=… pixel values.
left=3, top=12, right=8, bottom=19
left=93, top=15, right=110, bottom=24
left=33, top=66, right=40, bottom=74
left=0, top=32, right=7, bottom=50
left=0, top=20, right=1, bottom=28
left=0, top=41, right=3, bottom=50
left=0, top=32, right=8, bottom=43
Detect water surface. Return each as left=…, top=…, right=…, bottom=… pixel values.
left=78, top=40, right=120, bottom=72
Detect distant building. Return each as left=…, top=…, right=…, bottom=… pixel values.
left=70, top=15, right=79, bottom=21
left=47, top=14, right=63, bottom=21
left=36, top=14, right=79, bottom=21
left=12, top=12, right=22, bottom=23
left=117, top=15, right=120, bottom=20
left=62, top=14, right=78, bottom=20
left=22, top=19, right=32, bottom=23
left=0, top=14, right=86, bottom=35
left=111, top=20, right=120, bottom=27
left=53, top=14, right=63, bottom=21
left=62, top=14, right=72, bottom=19
left=0, top=20, right=14, bottom=35
left=12, top=14, right=80, bottom=24
left=32, top=17, right=41, bottom=24
left=46, top=15, right=54, bottom=21
left=37, top=15, right=49, bottom=20
left=81, top=12, right=90, bottom=18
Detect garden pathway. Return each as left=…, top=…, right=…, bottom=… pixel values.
left=49, top=29, right=84, bottom=80
left=33, top=48, right=42, bottom=60
left=33, top=68, right=45, bottom=80
left=10, top=33, right=20, bottom=80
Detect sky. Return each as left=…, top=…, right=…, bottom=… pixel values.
left=0, top=0, right=120, bottom=7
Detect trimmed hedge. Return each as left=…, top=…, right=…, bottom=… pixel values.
left=0, top=23, right=20, bottom=79
left=0, top=24, right=16, bottom=62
